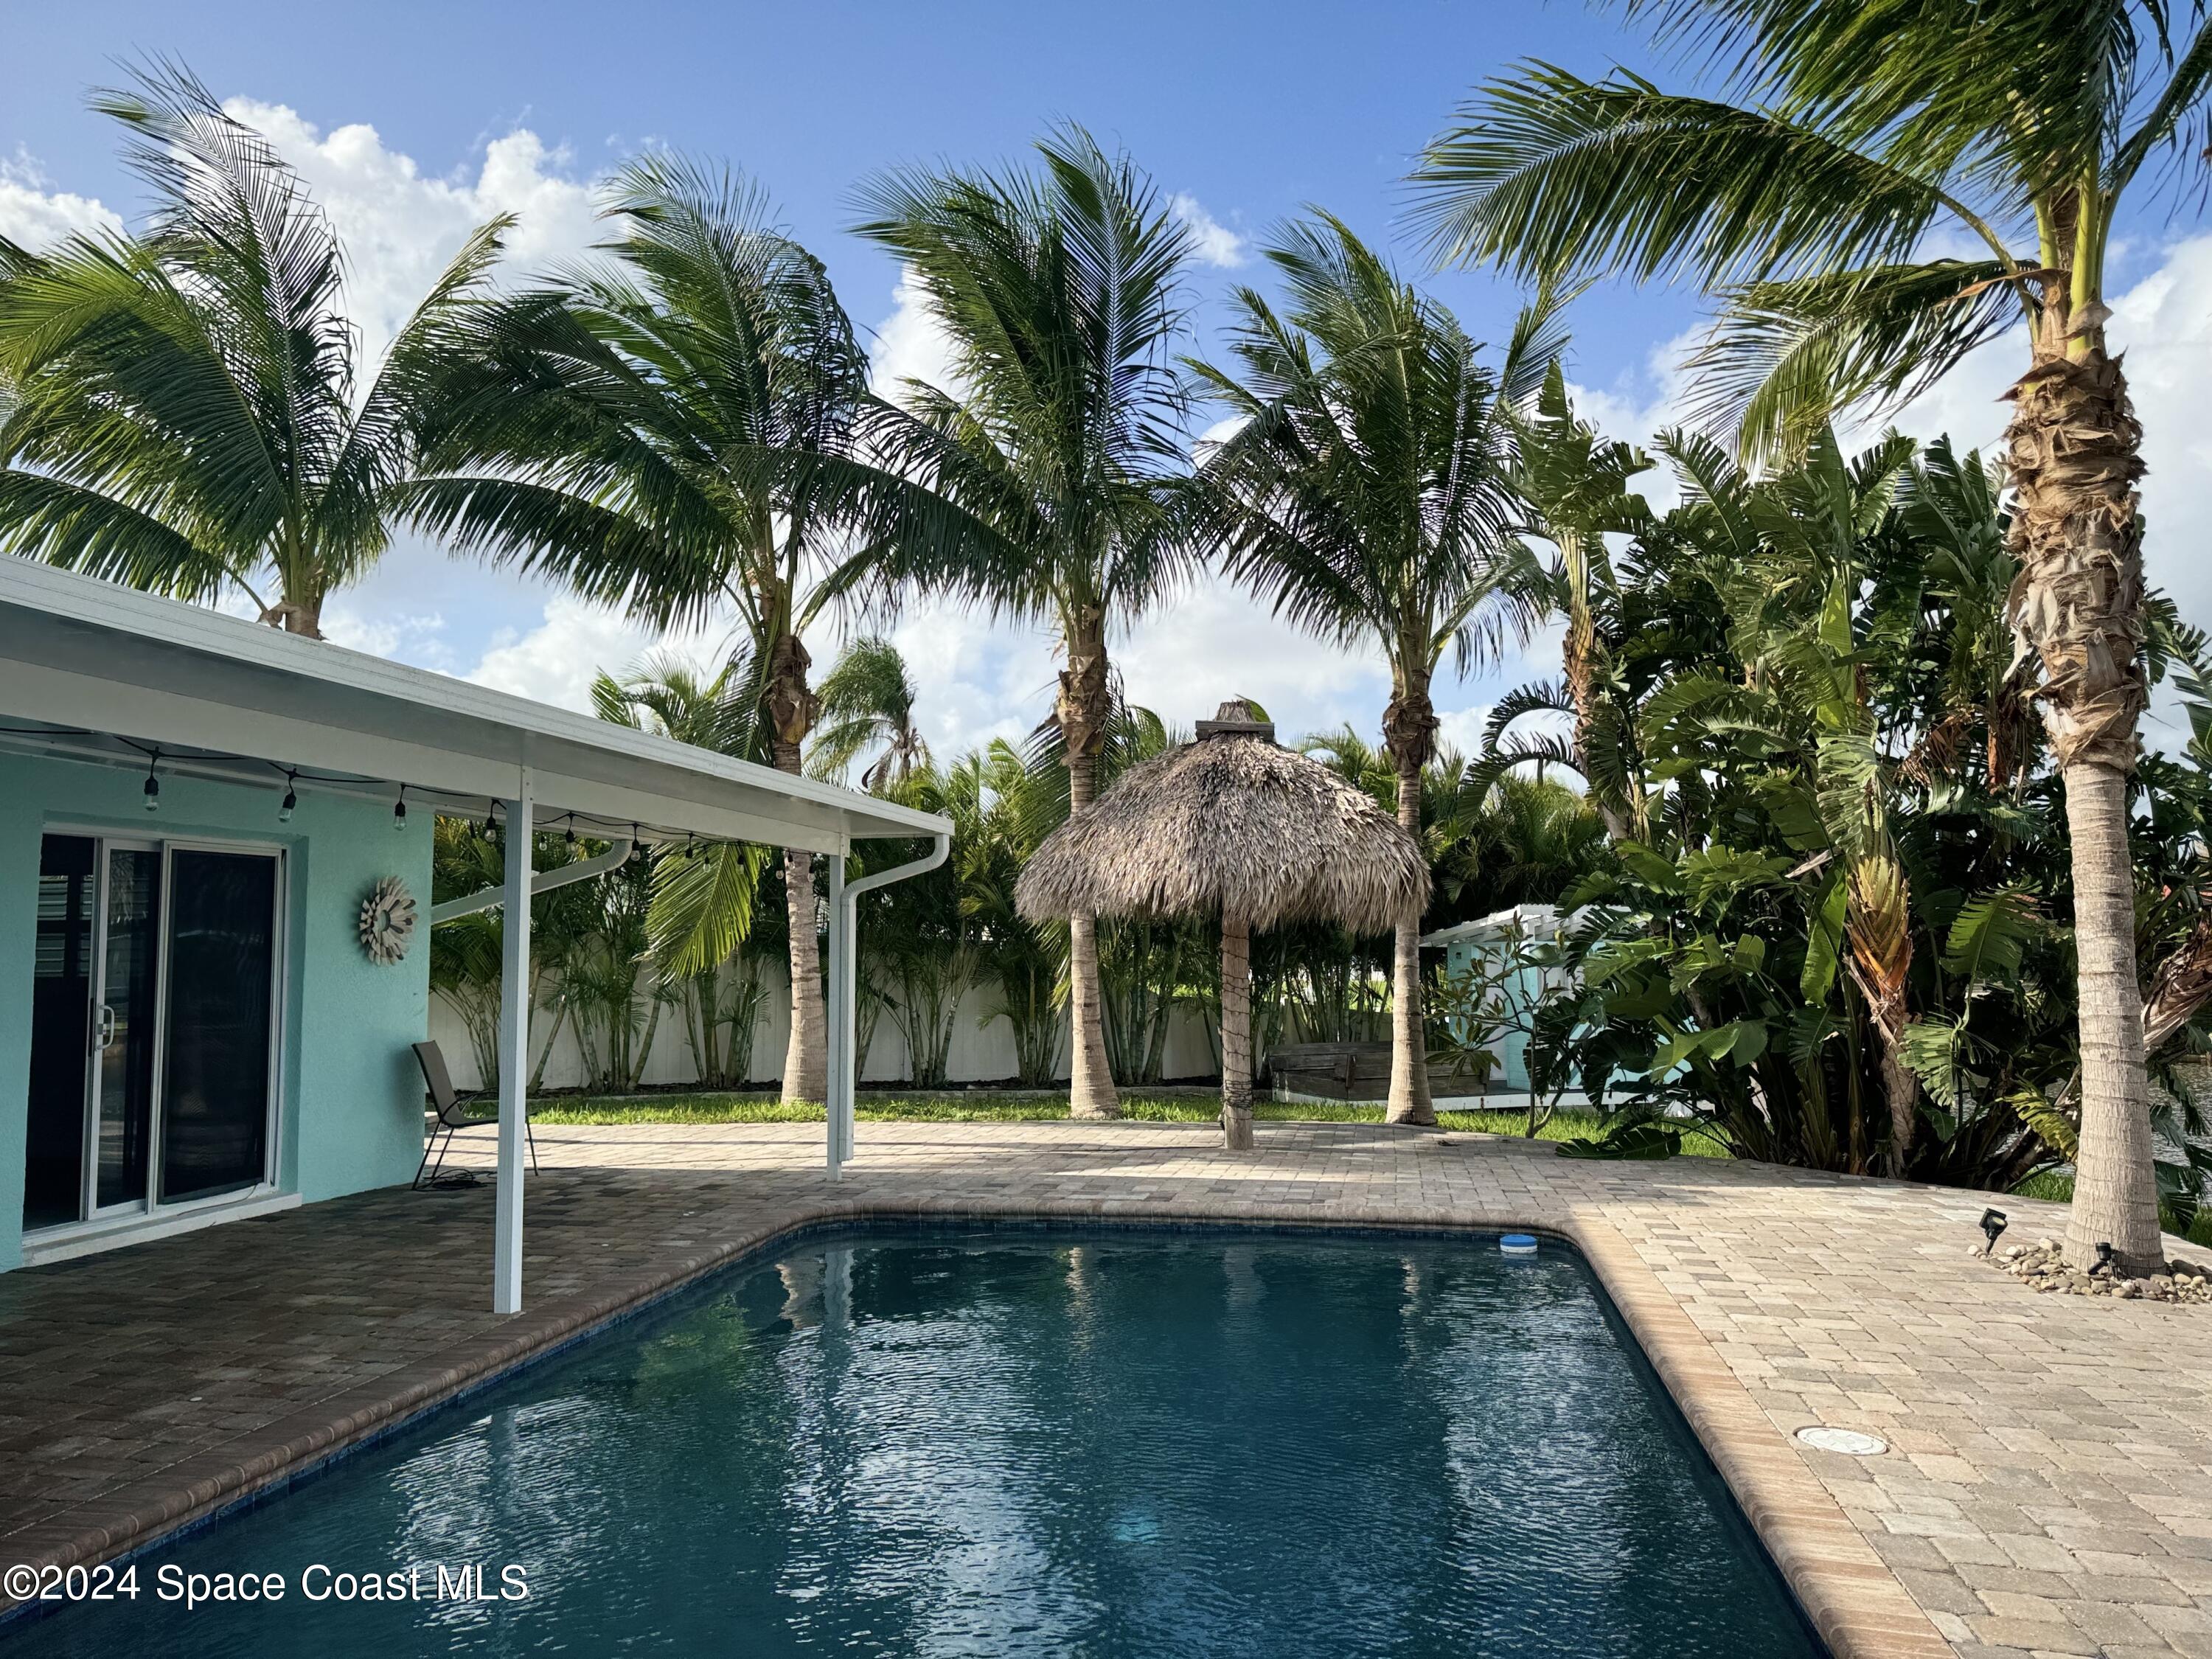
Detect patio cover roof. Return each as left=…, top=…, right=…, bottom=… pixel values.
left=0, top=558, right=949, bottom=854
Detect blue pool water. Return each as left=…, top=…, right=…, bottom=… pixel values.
left=9, top=1227, right=1820, bottom=1657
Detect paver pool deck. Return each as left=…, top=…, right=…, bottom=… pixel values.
left=1, top=1117, right=2208, bottom=1658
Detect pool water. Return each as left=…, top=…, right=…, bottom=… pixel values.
left=10, top=1228, right=1820, bottom=1657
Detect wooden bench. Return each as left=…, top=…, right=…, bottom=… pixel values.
left=1265, top=1041, right=1426, bottom=1102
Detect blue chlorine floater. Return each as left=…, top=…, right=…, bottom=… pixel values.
left=1500, top=1234, right=1539, bottom=1256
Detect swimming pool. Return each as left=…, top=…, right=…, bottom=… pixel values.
left=7, top=1226, right=1820, bottom=1656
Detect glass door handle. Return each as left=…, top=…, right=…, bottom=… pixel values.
left=93, top=1004, right=116, bottom=1052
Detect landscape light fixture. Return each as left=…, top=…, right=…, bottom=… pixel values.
left=1979, top=1208, right=2008, bottom=1254
left=279, top=771, right=298, bottom=823
left=142, top=751, right=160, bottom=812
left=2098, top=1242, right=2117, bottom=1274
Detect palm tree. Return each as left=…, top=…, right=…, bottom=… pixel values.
left=853, top=125, right=1198, bottom=1120
left=406, top=155, right=996, bottom=1105
left=1410, top=0, right=2207, bottom=1272
left=0, top=63, right=504, bottom=634
left=809, top=636, right=930, bottom=792
left=1190, top=215, right=1551, bottom=1126
left=1510, top=366, right=1654, bottom=840
left=592, top=650, right=771, bottom=970
left=1441, top=773, right=1609, bottom=914
left=594, top=653, right=779, bottom=1091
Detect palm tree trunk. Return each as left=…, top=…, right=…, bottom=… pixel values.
left=1065, top=748, right=1120, bottom=1119
left=2062, top=761, right=2160, bottom=1267
left=1562, top=541, right=1634, bottom=841
left=777, top=838, right=825, bottom=1103
left=1876, top=1043, right=1917, bottom=1175
left=1060, top=604, right=1119, bottom=1120
left=1220, top=912, right=1253, bottom=1150
left=2006, top=321, right=2160, bottom=1276
left=1386, top=759, right=1435, bottom=1126
left=773, top=760, right=826, bottom=1103
left=767, top=625, right=827, bottom=1105
left=1846, top=855, right=1916, bottom=1175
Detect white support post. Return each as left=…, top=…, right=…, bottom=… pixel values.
left=493, top=771, right=534, bottom=1315
left=824, top=850, right=849, bottom=1177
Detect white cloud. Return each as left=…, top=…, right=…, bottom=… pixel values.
left=465, top=597, right=714, bottom=712
left=0, top=150, right=122, bottom=249
left=863, top=582, right=1563, bottom=768
left=866, top=265, right=965, bottom=406
left=1113, top=578, right=1384, bottom=739
left=221, top=100, right=602, bottom=364
left=1565, top=327, right=1707, bottom=515
left=881, top=598, right=1057, bottom=757
left=1170, top=192, right=1247, bottom=268
left=1435, top=703, right=1498, bottom=759
left=320, top=602, right=449, bottom=664
left=1193, top=414, right=1247, bottom=461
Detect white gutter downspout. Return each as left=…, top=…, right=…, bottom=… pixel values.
left=825, top=832, right=950, bottom=1177
left=431, top=839, right=635, bottom=924
left=493, top=773, right=535, bottom=1316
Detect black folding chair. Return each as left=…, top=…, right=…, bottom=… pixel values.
left=412, top=1040, right=538, bottom=1188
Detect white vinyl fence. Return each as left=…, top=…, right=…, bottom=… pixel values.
left=431, top=968, right=1222, bottom=1093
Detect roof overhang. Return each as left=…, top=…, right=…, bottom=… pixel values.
left=1419, top=902, right=1565, bottom=948
left=0, top=559, right=950, bottom=855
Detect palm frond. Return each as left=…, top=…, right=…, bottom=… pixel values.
left=1686, top=260, right=2018, bottom=463
left=1409, top=65, right=1966, bottom=285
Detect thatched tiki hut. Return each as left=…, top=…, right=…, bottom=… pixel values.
left=1017, top=699, right=1429, bottom=1148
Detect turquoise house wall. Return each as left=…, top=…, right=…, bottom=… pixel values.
left=0, top=752, right=432, bottom=1270
left=1442, top=937, right=1548, bottom=1092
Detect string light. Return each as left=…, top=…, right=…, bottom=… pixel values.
left=142, top=750, right=160, bottom=813
left=565, top=813, right=577, bottom=850
left=279, top=771, right=298, bottom=823
left=392, top=785, right=408, bottom=832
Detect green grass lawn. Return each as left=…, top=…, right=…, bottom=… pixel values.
left=2008, top=1169, right=2212, bottom=1248
left=528, top=1090, right=1731, bottom=1156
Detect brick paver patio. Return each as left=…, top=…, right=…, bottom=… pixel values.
left=1, top=1116, right=2208, bottom=1658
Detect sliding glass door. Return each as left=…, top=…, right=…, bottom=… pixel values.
left=21, top=833, right=282, bottom=1234
left=159, top=850, right=276, bottom=1203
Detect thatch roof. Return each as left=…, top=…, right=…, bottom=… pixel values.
left=1016, top=700, right=1430, bottom=933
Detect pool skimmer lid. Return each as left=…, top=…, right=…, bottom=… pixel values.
left=1499, top=1234, right=1539, bottom=1256
left=1795, top=1425, right=1888, bottom=1456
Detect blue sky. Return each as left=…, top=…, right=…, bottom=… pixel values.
left=4, top=1, right=1696, bottom=361
left=5, top=2, right=2211, bottom=758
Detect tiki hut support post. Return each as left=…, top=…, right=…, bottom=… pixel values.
left=1017, top=698, right=1427, bottom=1152
left=1220, top=912, right=1254, bottom=1150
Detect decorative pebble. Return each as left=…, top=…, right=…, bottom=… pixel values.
left=1983, top=1239, right=2212, bottom=1307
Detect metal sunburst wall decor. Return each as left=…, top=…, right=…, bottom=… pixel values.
left=358, top=874, right=417, bottom=965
